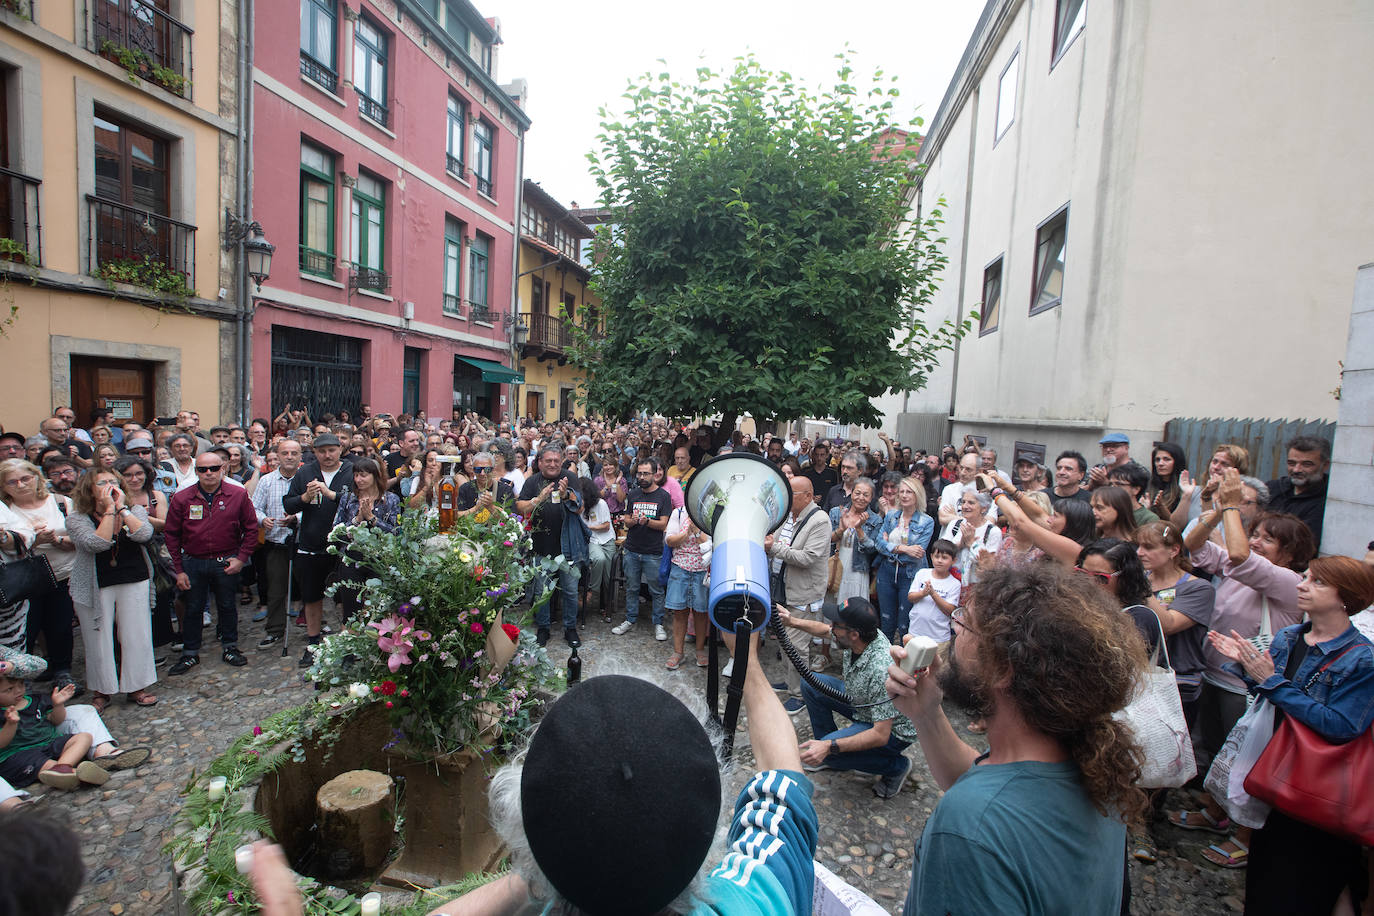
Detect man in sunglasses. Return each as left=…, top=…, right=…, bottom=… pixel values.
left=455, top=453, right=515, bottom=516
left=164, top=453, right=259, bottom=674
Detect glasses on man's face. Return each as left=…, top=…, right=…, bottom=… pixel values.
left=49, top=468, right=77, bottom=478
left=0, top=445, right=22, bottom=453
left=196, top=464, right=224, bottom=473
left=129, top=449, right=152, bottom=456
left=473, top=466, right=492, bottom=474
left=1073, top=566, right=1120, bottom=583
left=951, top=606, right=975, bottom=634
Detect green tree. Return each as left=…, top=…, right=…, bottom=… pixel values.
left=570, top=56, right=970, bottom=435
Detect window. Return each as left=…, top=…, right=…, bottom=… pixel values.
left=300, top=0, right=337, bottom=91
left=351, top=171, right=385, bottom=278
left=92, top=0, right=191, bottom=98
left=468, top=232, right=490, bottom=318
left=472, top=120, right=493, bottom=196
left=979, top=258, right=1003, bottom=335
left=446, top=96, right=466, bottom=176
left=353, top=16, right=389, bottom=126
left=1030, top=207, right=1067, bottom=314
left=1052, top=0, right=1086, bottom=65
left=299, top=142, right=335, bottom=277
left=94, top=114, right=169, bottom=213
left=443, top=217, right=463, bottom=316
left=995, top=51, right=1018, bottom=141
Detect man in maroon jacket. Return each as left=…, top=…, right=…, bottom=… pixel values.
left=164, top=452, right=258, bottom=674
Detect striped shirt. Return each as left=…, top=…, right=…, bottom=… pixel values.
left=251, top=470, right=299, bottom=545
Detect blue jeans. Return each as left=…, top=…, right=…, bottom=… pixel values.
left=533, top=560, right=579, bottom=632
left=622, top=550, right=666, bottom=626
left=801, top=672, right=911, bottom=778
left=182, top=556, right=241, bottom=653
left=875, top=561, right=917, bottom=642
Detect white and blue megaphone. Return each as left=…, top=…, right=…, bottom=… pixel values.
left=684, top=453, right=793, bottom=633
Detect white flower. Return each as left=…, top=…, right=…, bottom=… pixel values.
left=348, top=683, right=370, bottom=699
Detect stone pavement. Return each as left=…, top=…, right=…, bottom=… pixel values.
left=36, top=604, right=1243, bottom=915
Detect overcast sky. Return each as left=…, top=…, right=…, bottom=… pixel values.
left=481, top=0, right=987, bottom=210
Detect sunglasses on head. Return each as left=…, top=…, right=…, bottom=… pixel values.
left=1073, top=566, right=1120, bottom=582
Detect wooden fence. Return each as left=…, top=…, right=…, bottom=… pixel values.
left=1162, top=417, right=1336, bottom=483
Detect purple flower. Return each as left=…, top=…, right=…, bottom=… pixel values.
left=227, top=892, right=236, bottom=904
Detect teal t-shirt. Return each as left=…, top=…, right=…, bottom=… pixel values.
left=903, top=758, right=1125, bottom=916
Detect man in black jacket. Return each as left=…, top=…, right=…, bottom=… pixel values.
left=281, top=433, right=353, bottom=668
left=1265, top=435, right=1331, bottom=550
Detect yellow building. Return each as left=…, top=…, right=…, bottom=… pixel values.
left=0, top=1, right=240, bottom=434
left=514, top=180, right=598, bottom=421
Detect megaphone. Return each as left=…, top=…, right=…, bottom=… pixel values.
left=684, top=453, right=793, bottom=633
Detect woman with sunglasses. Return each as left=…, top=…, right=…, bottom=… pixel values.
left=455, top=453, right=516, bottom=518
left=1168, top=470, right=1314, bottom=869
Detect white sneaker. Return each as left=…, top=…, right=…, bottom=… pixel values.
left=611, top=620, right=633, bottom=636
left=654, top=624, right=668, bottom=641
left=202, top=610, right=211, bottom=626
left=721, top=659, right=734, bottom=677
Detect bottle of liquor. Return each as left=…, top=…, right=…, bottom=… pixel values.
left=566, top=643, right=582, bottom=684
left=437, top=457, right=458, bottom=532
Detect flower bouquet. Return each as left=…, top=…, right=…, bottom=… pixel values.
left=312, top=506, right=562, bottom=757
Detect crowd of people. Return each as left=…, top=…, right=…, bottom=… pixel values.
left=1, top=402, right=1372, bottom=915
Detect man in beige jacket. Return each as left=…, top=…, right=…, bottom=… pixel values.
left=766, top=476, right=833, bottom=713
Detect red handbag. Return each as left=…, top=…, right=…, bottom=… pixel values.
left=1243, top=645, right=1374, bottom=845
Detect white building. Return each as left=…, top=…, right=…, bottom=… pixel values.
left=874, top=0, right=1374, bottom=466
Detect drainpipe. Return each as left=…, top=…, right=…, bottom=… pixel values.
left=233, top=0, right=254, bottom=424
left=509, top=128, right=525, bottom=422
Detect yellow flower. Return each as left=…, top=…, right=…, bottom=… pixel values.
left=474, top=510, right=491, bottom=524
left=459, top=552, right=472, bottom=563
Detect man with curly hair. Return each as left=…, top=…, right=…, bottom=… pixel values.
left=886, top=563, right=1148, bottom=915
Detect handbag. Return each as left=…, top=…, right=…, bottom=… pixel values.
left=1203, top=697, right=1276, bottom=828
left=827, top=548, right=843, bottom=594
left=1243, top=643, right=1374, bottom=844
left=0, top=534, right=57, bottom=607
left=1115, top=611, right=1196, bottom=788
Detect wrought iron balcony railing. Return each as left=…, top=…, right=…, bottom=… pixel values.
left=475, top=172, right=492, bottom=196
left=445, top=153, right=464, bottom=178
left=0, top=166, right=42, bottom=267
left=358, top=93, right=389, bottom=128
left=299, top=53, right=337, bottom=93
left=91, top=0, right=193, bottom=99
left=299, top=245, right=335, bottom=278
left=349, top=263, right=389, bottom=293
left=87, top=195, right=195, bottom=290
left=442, top=293, right=463, bottom=317
left=470, top=303, right=497, bottom=324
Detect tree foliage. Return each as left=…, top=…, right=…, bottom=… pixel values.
left=569, top=56, right=970, bottom=429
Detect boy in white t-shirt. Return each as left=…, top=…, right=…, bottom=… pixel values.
left=905, top=539, right=962, bottom=643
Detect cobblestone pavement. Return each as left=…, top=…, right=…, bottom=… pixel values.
left=38, top=602, right=1243, bottom=915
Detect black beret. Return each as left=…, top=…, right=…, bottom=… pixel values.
left=521, top=675, right=721, bottom=915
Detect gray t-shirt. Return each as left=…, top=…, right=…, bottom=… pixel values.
left=1154, top=573, right=1215, bottom=700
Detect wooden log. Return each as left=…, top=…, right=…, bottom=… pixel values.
left=316, top=770, right=395, bottom=873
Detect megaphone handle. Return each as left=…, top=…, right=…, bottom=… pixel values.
left=720, top=617, right=753, bottom=760
left=706, top=633, right=721, bottom=727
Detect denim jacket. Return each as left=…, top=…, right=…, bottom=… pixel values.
left=873, top=510, right=935, bottom=571
left=1227, top=622, right=1374, bottom=743
left=828, top=506, right=882, bottom=568
left=558, top=490, right=590, bottom=565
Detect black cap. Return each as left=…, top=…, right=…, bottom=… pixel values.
left=0, top=430, right=25, bottom=446
left=313, top=433, right=342, bottom=447
left=521, top=676, right=720, bottom=915
left=823, top=595, right=880, bottom=634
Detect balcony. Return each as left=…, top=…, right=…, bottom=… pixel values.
left=475, top=172, right=492, bottom=197
left=298, top=245, right=335, bottom=278
left=0, top=1, right=33, bottom=19
left=445, top=153, right=464, bottom=178
left=0, top=166, right=43, bottom=267
left=358, top=93, right=389, bottom=128
left=523, top=311, right=572, bottom=359
left=470, top=303, right=498, bottom=324
left=299, top=53, right=337, bottom=94
left=442, top=293, right=464, bottom=318
left=348, top=263, right=389, bottom=293
left=87, top=195, right=196, bottom=294
left=92, top=0, right=193, bottom=99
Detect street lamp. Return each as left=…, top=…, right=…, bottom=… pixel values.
left=223, top=209, right=276, bottom=291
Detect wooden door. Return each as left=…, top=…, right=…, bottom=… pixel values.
left=71, top=356, right=155, bottom=425
left=525, top=391, right=541, bottom=421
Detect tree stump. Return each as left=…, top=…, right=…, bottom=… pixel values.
left=316, top=770, right=395, bottom=875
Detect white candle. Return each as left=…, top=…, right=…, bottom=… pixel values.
left=235, top=845, right=254, bottom=874
left=360, top=892, right=382, bottom=916
left=207, top=776, right=227, bottom=801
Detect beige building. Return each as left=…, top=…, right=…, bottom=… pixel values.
left=514, top=180, right=597, bottom=422
left=875, top=0, right=1373, bottom=462
left=0, top=0, right=240, bottom=435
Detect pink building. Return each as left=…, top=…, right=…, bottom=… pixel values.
left=248, top=0, right=528, bottom=423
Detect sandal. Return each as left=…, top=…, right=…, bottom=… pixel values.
left=128, top=690, right=158, bottom=707
left=696, top=653, right=710, bottom=668
left=1201, top=839, right=1249, bottom=869
left=1130, top=831, right=1158, bottom=863
left=666, top=653, right=684, bottom=671
left=1166, top=808, right=1231, bottom=834
left=90, top=693, right=112, bottom=714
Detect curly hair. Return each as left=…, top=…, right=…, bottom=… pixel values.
left=966, top=563, right=1149, bottom=824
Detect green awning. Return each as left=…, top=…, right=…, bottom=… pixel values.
left=456, top=355, right=524, bottom=384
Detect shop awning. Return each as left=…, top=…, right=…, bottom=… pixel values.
left=456, top=355, right=524, bottom=384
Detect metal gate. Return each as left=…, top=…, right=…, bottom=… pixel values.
left=1163, top=416, right=1337, bottom=483
left=270, top=326, right=363, bottom=421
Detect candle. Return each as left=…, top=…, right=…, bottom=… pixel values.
left=360, top=892, right=382, bottom=916
left=235, top=845, right=254, bottom=875
left=207, top=776, right=227, bottom=801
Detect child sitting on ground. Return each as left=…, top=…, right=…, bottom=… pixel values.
left=0, top=650, right=151, bottom=791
